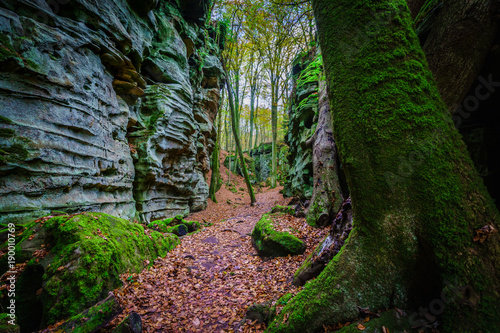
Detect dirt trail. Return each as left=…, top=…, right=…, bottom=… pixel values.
left=108, top=153, right=328, bottom=333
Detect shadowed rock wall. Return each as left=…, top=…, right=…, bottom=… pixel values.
left=0, top=0, right=222, bottom=224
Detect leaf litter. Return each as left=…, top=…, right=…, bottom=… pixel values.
left=106, top=153, right=329, bottom=333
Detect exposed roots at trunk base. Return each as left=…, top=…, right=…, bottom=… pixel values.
left=266, top=226, right=419, bottom=333
left=294, top=198, right=353, bottom=287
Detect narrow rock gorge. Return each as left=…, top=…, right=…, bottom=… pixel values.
left=0, top=0, right=223, bottom=225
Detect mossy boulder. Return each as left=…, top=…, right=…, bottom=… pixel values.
left=147, top=215, right=201, bottom=236
left=167, top=224, right=188, bottom=236
left=251, top=214, right=305, bottom=257
left=54, top=295, right=122, bottom=333
left=271, top=205, right=295, bottom=215
left=245, top=301, right=275, bottom=325
left=0, top=212, right=179, bottom=330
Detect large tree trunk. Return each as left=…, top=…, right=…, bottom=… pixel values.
left=305, top=80, right=344, bottom=226
left=422, top=0, right=497, bottom=113
left=266, top=1, right=500, bottom=332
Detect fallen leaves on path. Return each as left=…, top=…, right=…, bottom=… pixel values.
left=107, top=153, right=329, bottom=332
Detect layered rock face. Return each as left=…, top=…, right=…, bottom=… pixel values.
left=0, top=0, right=222, bottom=224
left=283, top=52, right=321, bottom=199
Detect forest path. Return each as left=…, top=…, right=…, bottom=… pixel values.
left=108, top=152, right=328, bottom=333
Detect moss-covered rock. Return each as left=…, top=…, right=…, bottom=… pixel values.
left=147, top=216, right=201, bottom=236
left=167, top=224, right=188, bottom=236
left=0, top=213, right=179, bottom=329
left=270, top=205, right=295, bottom=216
left=251, top=214, right=305, bottom=257
left=284, top=54, right=323, bottom=199
left=55, top=295, right=122, bottom=333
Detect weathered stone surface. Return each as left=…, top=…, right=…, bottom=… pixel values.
left=0, top=0, right=222, bottom=224
left=250, top=142, right=288, bottom=183
left=251, top=143, right=272, bottom=182
left=283, top=53, right=322, bottom=199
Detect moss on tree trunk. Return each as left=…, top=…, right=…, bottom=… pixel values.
left=266, top=1, right=500, bottom=332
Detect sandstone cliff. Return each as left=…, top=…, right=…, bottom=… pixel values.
left=0, top=0, right=223, bottom=224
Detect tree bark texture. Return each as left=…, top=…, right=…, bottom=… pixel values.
left=306, top=80, right=344, bottom=226
left=422, top=0, right=497, bottom=113
left=407, top=0, right=427, bottom=19
left=266, top=1, right=500, bottom=332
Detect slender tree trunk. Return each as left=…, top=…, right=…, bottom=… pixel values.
left=266, top=1, right=500, bottom=332
left=209, top=90, right=224, bottom=203
left=271, top=78, right=279, bottom=188
left=254, top=97, right=260, bottom=150
left=224, top=111, right=229, bottom=151
left=226, top=113, right=232, bottom=185
left=248, top=84, right=256, bottom=153
left=225, top=76, right=256, bottom=205
left=234, top=73, right=241, bottom=172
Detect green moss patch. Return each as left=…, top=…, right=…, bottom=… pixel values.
left=296, top=55, right=323, bottom=91
left=251, top=213, right=305, bottom=257
left=270, top=205, right=295, bottom=216
left=55, top=295, right=122, bottom=333
left=147, top=215, right=200, bottom=236
left=4, top=213, right=179, bottom=327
